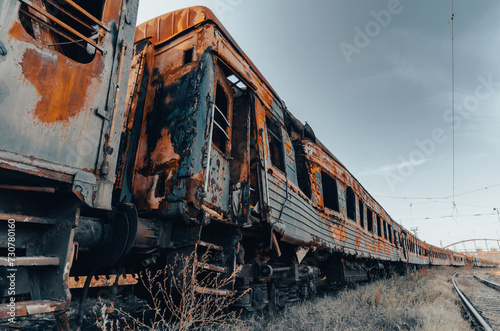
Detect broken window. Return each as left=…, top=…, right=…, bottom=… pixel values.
left=183, top=48, right=194, bottom=65
left=213, top=84, right=231, bottom=154
left=388, top=225, right=393, bottom=244
left=367, top=207, right=373, bottom=233
left=376, top=215, right=382, bottom=237
left=266, top=117, right=285, bottom=173
left=358, top=200, right=365, bottom=229
left=19, top=0, right=107, bottom=63
left=346, top=186, right=356, bottom=221
left=321, top=171, right=339, bottom=212
left=383, top=220, right=388, bottom=240
left=293, top=141, right=311, bottom=198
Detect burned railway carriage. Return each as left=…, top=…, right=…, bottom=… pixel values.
left=0, top=5, right=496, bottom=324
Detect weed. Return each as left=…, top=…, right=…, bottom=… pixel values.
left=94, top=250, right=248, bottom=330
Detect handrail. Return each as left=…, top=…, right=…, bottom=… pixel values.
left=59, top=0, right=110, bottom=32
left=44, top=0, right=94, bottom=31
left=203, top=101, right=215, bottom=194
left=214, top=104, right=231, bottom=127
left=213, top=120, right=230, bottom=141
left=19, top=7, right=86, bottom=51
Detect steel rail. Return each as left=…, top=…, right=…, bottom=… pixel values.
left=452, top=273, right=493, bottom=331
left=474, top=272, right=500, bottom=292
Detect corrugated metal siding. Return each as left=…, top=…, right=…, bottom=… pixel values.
left=267, top=175, right=402, bottom=262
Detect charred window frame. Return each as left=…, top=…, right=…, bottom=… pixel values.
left=293, top=141, right=312, bottom=198
left=321, top=171, right=339, bottom=212
left=383, top=220, right=388, bottom=240
left=346, top=186, right=356, bottom=221
left=213, top=84, right=231, bottom=154
left=388, top=225, right=393, bottom=244
left=376, top=215, right=382, bottom=237
left=266, top=117, right=285, bottom=173
left=19, top=0, right=107, bottom=63
left=183, top=48, right=194, bottom=65
left=367, top=207, right=373, bottom=233
left=358, top=200, right=365, bottom=229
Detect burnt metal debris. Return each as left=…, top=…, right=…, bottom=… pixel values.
left=0, top=4, right=497, bottom=329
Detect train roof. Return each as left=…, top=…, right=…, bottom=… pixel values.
left=134, top=6, right=401, bottom=230
left=136, top=7, right=346, bottom=176
left=135, top=6, right=282, bottom=106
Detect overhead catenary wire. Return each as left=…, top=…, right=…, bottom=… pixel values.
left=376, top=183, right=500, bottom=200
left=450, top=0, right=455, bottom=205
left=400, top=211, right=497, bottom=222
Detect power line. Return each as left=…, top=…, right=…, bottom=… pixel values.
left=400, top=212, right=496, bottom=221
left=450, top=0, right=455, bottom=205
left=377, top=183, right=500, bottom=200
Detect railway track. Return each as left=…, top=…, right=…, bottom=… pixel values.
left=453, top=272, right=500, bottom=331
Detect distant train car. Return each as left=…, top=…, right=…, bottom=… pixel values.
left=429, top=246, right=452, bottom=266
left=451, top=252, right=466, bottom=267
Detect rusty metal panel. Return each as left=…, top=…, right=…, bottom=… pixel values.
left=130, top=40, right=215, bottom=216
left=0, top=0, right=139, bottom=209
left=262, top=130, right=404, bottom=262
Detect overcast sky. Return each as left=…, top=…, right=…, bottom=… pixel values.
left=137, top=1, right=500, bottom=249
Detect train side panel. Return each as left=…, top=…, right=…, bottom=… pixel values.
left=0, top=0, right=139, bottom=209
left=0, top=0, right=139, bottom=320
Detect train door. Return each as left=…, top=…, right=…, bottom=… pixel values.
left=204, top=64, right=251, bottom=223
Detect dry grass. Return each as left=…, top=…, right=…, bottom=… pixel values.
left=225, top=267, right=472, bottom=331
left=94, top=250, right=247, bottom=330
left=95, top=264, right=472, bottom=331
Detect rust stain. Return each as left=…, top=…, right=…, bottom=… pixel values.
left=20, top=48, right=102, bottom=124
left=149, top=128, right=180, bottom=165
left=285, top=138, right=292, bottom=154
left=8, top=22, right=33, bottom=43
left=102, top=0, right=123, bottom=26
left=69, top=274, right=138, bottom=288
left=355, top=230, right=361, bottom=248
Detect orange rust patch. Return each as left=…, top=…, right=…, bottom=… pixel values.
left=8, top=22, right=33, bottom=43
left=69, top=274, right=138, bottom=289
left=102, top=0, right=123, bottom=25
left=20, top=48, right=103, bottom=124
left=285, top=138, right=292, bottom=154
left=355, top=230, right=362, bottom=248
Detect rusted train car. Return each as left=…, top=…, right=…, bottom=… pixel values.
left=0, top=4, right=496, bottom=327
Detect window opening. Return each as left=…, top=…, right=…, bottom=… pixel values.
left=388, top=225, right=393, bottom=243
left=367, top=207, right=373, bottom=233
left=321, top=171, right=339, bottom=212
left=213, top=84, right=230, bottom=154
left=293, top=141, right=311, bottom=198
left=383, top=220, right=388, bottom=240
left=346, top=187, right=356, bottom=221
left=376, top=215, right=382, bottom=237
left=19, top=0, right=107, bottom=63
left=358, top=200, right=365, bottom=229
left=226, top=74, right=247, bottom=91
left=183, top=48, right=193, bottom=65
left=266, top=117, right=285, bottom=173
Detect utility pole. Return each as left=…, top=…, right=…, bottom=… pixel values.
left=410, top=227, right=418, bottom=238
